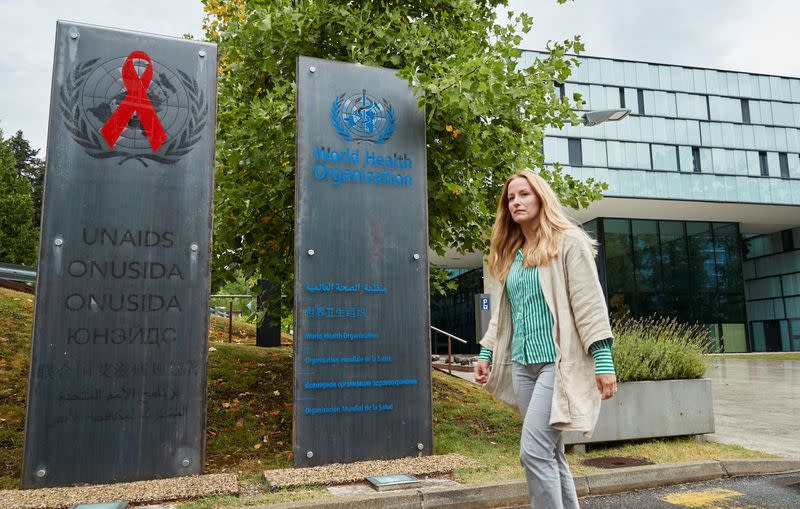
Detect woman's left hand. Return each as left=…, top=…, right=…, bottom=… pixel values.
left=596, top=374, right=617, bottom=400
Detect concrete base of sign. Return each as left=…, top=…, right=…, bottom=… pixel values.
left=562, top=378, right=715, bottom=445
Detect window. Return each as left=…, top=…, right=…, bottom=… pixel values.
left=678, top=146, right=694, bottom=172
left=632, top=220, right=661, bottom=293
left=597, top=219, right=745, bottom=330
left=652, top=144, right=678, bottom=171
left=741, top=99, right=751, bottom=124
left=542, top=137, right=568, bottom=164
left=566, top=83, right=590, bottom=108
left=745, top=232, right=783, bottom=258
left=676, top=94, right=709, bottom=120
left=653, top=91, right=677, bottom=117
left=692, top=146, right=701, bottom=172
left=759, top=151, right=769, bottom=176
left=619, top=87, right=626, bottom=108
left=602, top=219, right=635, bottom=294
left=660, top=221, right=689, bottom=294
left=772, top=102, right=794, bottom=126
left=555, top=82, right=565, bottom=100
left=582, top=140, right=608, bottom=167
left=779, top=152, right=790, bottom=178
left=624, top=88, right=639, bottom=114
left=782, top=229, right=795, bottom=251
left=568, top=138, right=583, bottom=167
left=708, top=96, right=743, bottom=123
left=637, top=89, right=645, bottom=115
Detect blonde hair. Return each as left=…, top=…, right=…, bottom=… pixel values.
left=487, top=170, right=596, bottom=282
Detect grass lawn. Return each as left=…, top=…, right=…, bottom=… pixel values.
left=0, top=287, right=777, bottom=504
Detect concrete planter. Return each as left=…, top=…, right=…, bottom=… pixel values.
left=563, top=378, right=714, bottom=445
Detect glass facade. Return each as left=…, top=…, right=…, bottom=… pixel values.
left=593, top=218, right=746, bottom=352
left=526, top=51, right=800, bottom=352
left=430, top=268, right=483, bottom=355
left=742, top=227, right=800, bottom=351
left=531, top=51, right=800, bottom=205
left=431, top=51, right=800, bottom=353
left=430, top=53, right=800, bottom=354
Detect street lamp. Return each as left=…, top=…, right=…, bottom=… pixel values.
left=580, top=108, right=631, bottom=126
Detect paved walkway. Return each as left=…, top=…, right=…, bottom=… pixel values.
left=705, top=357, right=800, bottom=458
left=438, top=357, right=800, bottom=459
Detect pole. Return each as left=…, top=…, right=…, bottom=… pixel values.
left=447, top=337, right=452, bottom=375
left=228, top=300, right=233, bottom=343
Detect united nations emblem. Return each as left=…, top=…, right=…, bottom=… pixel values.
left=330, top=90, right=396, bottom=145
left=60, top=51, right=207, bottom=166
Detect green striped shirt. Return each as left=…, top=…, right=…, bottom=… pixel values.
left=478, top=251, right=615, bottom=375
left=507, top=250, right=557, bottom=364
left=479, top=342, right=614, bottom=375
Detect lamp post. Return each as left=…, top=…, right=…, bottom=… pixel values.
left=580, top=108, right=631, bottom=126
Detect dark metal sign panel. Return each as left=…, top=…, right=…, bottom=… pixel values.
left=22, top=21, right=217, bottom=488
left=294, top=56, right=432, bottom=467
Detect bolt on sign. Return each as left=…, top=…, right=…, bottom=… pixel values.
left=21, top=21, right=217, bottom=488
left=294, top=56, right=433, bottom=467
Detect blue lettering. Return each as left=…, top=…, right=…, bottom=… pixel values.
left=311, top=163, right=413, bottom=187
left=313, top=146, right=360, bottom=165
left=304, top=407, right=341, bottom=415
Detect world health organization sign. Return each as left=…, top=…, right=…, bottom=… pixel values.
left=294, top=56, right=432, bottom=466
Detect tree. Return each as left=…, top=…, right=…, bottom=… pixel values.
left=204, top=0, right=606, bottom=318
left=0, top=128, right=38, bottom=265
left=8, top=130, right=45, bottom=228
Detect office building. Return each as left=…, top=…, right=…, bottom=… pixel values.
left=432, top=52, right=800, bottom=353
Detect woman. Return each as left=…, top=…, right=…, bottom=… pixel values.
left=473, top=170, right=617, bottom=509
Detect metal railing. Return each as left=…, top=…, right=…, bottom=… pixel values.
left=209, top=294, right=256, bottom=343
left=430, top=325, right=468, bottom=375
left=0, top=262, right=36, bottom=283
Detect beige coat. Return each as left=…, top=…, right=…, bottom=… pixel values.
left=479, top=228, right=613, bottom=437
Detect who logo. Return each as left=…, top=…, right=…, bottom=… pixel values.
left=330, top=90, right=396, bottom=145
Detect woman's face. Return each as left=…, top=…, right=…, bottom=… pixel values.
left=506, top=177, right=541, bottom=228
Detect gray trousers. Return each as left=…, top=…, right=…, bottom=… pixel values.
left=512, top=362, right=580, bottom=509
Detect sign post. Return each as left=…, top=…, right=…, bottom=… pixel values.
left=475, top=294, right=492, bottom=344
left=293, top=56, right=432, bottom=466
left=21, top=21, right=217, bottom=487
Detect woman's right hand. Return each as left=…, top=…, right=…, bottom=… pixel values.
left=474, top=360, right=490, bottom=384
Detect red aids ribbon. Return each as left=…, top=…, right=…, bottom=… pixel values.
left=100, top=51, right=167, bottom=151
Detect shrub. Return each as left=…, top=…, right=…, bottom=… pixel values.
left=612, top=314, right=710, bottom=383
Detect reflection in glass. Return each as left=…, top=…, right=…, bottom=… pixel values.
left=603, top=219, right=634, bottom=317
left=632, top=220, right=660, bottom=293
left=687, top=222, right=715, bottom=290
left=429, top=268, right=484, bottom=354
left=595, top=219, right=747, bottom=349
left=713, top=223, right=743, bottom=292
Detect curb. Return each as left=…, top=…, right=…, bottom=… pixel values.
left=247, top=459, right=800, bottom=509
left=577, top=460, right=724, bottom=495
